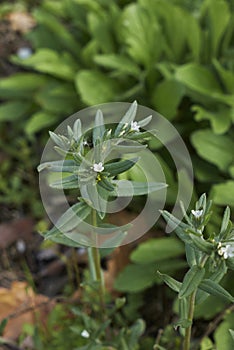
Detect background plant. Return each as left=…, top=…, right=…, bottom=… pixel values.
left=1, top=0, right=234, bottom=216
left=157, top=194, right=234, bottom=350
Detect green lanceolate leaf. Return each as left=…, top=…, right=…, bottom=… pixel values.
left=189, top=234, right=214, bottom=255
left=45, top=202, right=91, bottom=238
left=50, top=174, right=79, bottom=189
left=179, top=265, right=205, bottom=298
left=93, top=109, right=105, bottom=145
left=37, top=160, right=79, bottom=173
left=179, top=298, right=188, bottom=326
left=157, top=271, right=181, bottom=292
left=115, top=101, right=137, bottom=137
left=185, top=244, right=201, bottom=267
left=104, top=157, right=139, bottom=177
left=98, top=177, right=115, bottom=192
left=113, top=181, right=167, bottom=197
left=160, top=210, right=192, bottom=244
left=199, top=279, right=234, bottom=303
left=219, top=206, right=231, bottom=240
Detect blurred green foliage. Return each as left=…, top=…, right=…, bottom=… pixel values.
left=0, top=0, right=234, bottom=215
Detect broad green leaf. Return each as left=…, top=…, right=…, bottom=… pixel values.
left=105, top=157, right=139, bottom=177
left=113, top=180, right=166, bottom=196
left=131, top=237, right=184, bottom=264
left=200, top=337, right=214, bottom=350
left=75, top=70, right=119, bottom=105
left=191, top=129, right=234, bottom=171
left=151, top=79, right=185, bottom=120
left=114, top=263, right=156, bottom=292
left=115, top=259, right=186, bottom=292
left=50, top=174, right=79, bottom=189
left=179, top=265, right=205, bottom=298
left=157, top=271, right=181, bottom=292
left=34, top=82, right=78, bottom=114
left=175, top=63, right=222, bottom=95
left=213, top=60, right=234, bottom=94
left=120, top=3, right=163, bottom=67
left=38, top=160, right=79, bottom=173
left=25, top=111, right=57, bottom=134
left=45, top=202, right=91, bottom=237
left=199, top=279, right=234, bottom=303
left=12, top=49, right=76, bottom=81
left=185, top=14, right=201, bottom=61
left=193, top=105, right=232, bottom=134
left=0, top=101, right=31, bottom=122
left=212, top=181, right=234, bottom=206
left=94, top=54, right=140, bottom=77
left=204, top=0, right=230, bottom=57
left=33, top=8, right=80, bottom=56
left=87, top=11, right=115, bottom=53
left=0, top=73, right=48, bottom=99
left=214, top=313, right=234, bottom=350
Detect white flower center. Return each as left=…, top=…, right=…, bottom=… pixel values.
left=93, top=162, right=104, bottom=172
left=130, top=121, right=140, bottom=132
left=218, top=244, right=234, bottom=259
left=81, top=329, right=90, bottom=338
left=191, top=209, right=203, bottom=219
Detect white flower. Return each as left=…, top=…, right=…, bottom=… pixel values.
left=218, top=244, right=234, bottom=259
left=191, top=209, right=203, bottom=219
left=93, top=162, right=104, bottom=172
left=17, top=47, right=32, bottom=59
left=81, top=329, right=90, bottom=338
left=130, top=121, right=140, bottom=132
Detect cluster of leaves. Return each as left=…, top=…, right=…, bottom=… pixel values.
left=1, top=0, right=234, bottom=213
left=156, top=194, right=234, bottom=349
left=38, top=102, right=166, bottom=247
left=18, top=296, right=146, bottom=350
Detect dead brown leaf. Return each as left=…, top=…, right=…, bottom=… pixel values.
left=6, top=12, right=36, bottom=33
left=0, top=281, right=53, bottom=341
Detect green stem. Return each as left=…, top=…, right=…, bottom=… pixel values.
left=88, top=209, right=105, bottom=315
left=183, top=290, right=196, bottom=350
left=183, top=255, right=208, bottom=350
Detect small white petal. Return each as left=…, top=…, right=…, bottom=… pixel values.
left=218, top=244, right=234, bottom=259
left=191, top=209, right=203, bottom=219
left=93, top=162, right=104, bottom=172
left=81, top=330, right=90, bottom=338
left=130, top=121, right=140, bottom=132
left=17, top=47, right=32, bottom=59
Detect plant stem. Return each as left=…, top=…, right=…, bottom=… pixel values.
left=88, top=209, right=105, bottom=315
left=183, top=290, right=196, bottom=350
left=183, top=255, right=208, bottom=350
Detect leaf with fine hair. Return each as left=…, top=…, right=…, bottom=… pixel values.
left=45, top=202, right=91, bottom=238
left=179, top=265, right=205, bottom=299
left=115, top=101, right=137, bottom=136
left=199, top=279, right=234, bottom=303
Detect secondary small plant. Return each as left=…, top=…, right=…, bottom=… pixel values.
left=158, top=194, right=234, bottom=350
left=38, top=101, right=166, bottom=347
